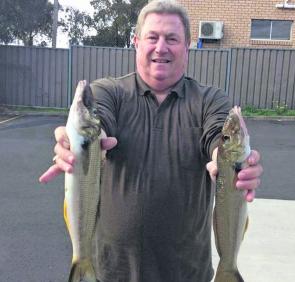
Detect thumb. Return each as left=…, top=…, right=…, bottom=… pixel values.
left=100, top=129, right=117, bottom=151
left=206, top=161, right=218, bottom=183
left=101, top=137, right=117, bottom=151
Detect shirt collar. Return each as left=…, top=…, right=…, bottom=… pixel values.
left=136, top=72, right=185, bottom=98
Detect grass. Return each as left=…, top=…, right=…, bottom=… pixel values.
left=1, top=104, right=295, bottom=117
left=242, top=105, right=295, bottom=117
left=0, top=105, right=69, bottom=114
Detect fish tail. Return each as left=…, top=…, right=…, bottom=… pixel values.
left=214, top=266, right=244, bottom=282
left=68, top=259, right=98, bottom=282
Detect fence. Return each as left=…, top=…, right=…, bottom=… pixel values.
left=228, top=48, right=295, bottom=110
left=0, top=45, right=68, bottom=108
left=0, top=45, right=294, bottom=109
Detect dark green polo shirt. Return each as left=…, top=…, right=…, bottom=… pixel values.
left=90, top=72, right=230, bottom=282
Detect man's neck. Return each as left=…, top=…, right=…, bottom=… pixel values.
left=154, top=92, right=169, bottom=104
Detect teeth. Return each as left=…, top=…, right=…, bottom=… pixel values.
left=153, top=59, right=169, bottom=63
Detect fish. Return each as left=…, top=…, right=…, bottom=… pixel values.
left=64, top=80, right=101, bottom=282
left=213, top=106, right=251, bottom=282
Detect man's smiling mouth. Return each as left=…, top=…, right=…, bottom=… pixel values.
left=152, top=59, right=170, bottom=63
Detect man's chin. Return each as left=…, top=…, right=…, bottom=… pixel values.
left=152, top=72, right=169, bottom=81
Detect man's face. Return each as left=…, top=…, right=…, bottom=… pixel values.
left=134, top=13, right=189, bottom=92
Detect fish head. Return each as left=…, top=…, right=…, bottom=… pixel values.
left=219, top=106, right=250, bottom=164
left=69, top=80, right=101, bottom=140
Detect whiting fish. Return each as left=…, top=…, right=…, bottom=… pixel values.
left=64, top=80, right=101, bottom=282
left=213, top=106, right=251, bottom=282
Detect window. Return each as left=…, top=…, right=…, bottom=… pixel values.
left=251, top=19, right=293, bottom=40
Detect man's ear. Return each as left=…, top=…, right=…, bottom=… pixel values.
left=186, top=40, right=191, bottom=51
left=133, top=34, right=139, bottom=50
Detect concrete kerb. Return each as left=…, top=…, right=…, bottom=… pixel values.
left=0, top=105, right=69, bottom=118
left=244, top=115, right=295, bottom=121
left=1, top=105, right=295, bottom=121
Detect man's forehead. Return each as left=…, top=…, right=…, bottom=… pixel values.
left=144, top=12, right=182, bottom=25
left=142, top=13, right=184, bottom=32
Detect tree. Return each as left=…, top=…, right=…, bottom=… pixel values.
left=60, top=0, right=147, bottom=47
left=83, top=26, right=125, bottom=47
left=89, top=0, right=148, bottom=47
left=61, top=7, right=93, bottom=46
left=0, top=0, right=53, bottom=46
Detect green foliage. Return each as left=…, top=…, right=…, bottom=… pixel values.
left=61, top=7, right=93, bottom=45
left=242, top=104, right=295, bottom=116
left=63, top=0, right=147, bottom=47
left=243, top=105, right=257, bottom=114
left=0, top=0, right=54, bottom=46
left=83, top=27, right=126, bottom=47
left=272, top=100, right=288, bottom=115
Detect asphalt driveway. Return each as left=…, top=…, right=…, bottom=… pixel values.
left=0, top=115, right=294, bottom=282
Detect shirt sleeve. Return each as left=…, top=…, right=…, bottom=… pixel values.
left=200, top=88, right=231, bottom=160
left=90, top=78, right=121, bottom=138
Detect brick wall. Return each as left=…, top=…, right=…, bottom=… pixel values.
left=178, top=0, right=295, bottom=48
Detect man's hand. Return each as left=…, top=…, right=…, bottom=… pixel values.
left=206, top=148, right=263, bottom=202
left=39, top=126, right=117, bottom=184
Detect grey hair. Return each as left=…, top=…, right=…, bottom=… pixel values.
left=135, top=0, right=191, bottom=44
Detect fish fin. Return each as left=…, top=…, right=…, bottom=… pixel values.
left=214, top=268, right=244, bottom=282
left=242, top=216, right=249, bottom=240
left=64, top=199, right=70, bottom=232
left=68, top=259, right=97, bottom=282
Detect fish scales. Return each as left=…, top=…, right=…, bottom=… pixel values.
left=64, top=80, right=101, bottom=282
left=213, top=106, right=250, bottom=282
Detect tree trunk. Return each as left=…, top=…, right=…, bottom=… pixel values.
left=52, top=0, right=59, bottom=48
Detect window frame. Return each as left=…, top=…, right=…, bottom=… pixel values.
left=250, top=19, right=293, bottom=41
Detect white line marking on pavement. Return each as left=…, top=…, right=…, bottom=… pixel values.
left=0, top=115, right=22, bottom=124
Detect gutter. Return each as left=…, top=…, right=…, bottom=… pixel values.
left=276, top=0, right=295, bottom=9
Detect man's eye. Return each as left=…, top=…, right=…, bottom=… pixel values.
left=167, top=38, right=178, bottom=44
left=147, top=36, right=157, bottom=42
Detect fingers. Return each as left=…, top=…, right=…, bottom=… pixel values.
left=206, top=160, right=218, bottom=183
left=55, top=126, right=70, bottom=148
left=39, top=154, right=74, bottom=184
left=39, top=164, right=63, bottom=184
left=246, top=149, right=261, bottom=166
left=54, top=142, right=75, bottom=165
left=237, top=149, right=263, bottom=202
left=39, top=126, right=117, bottom=184
left=53, top=126, right=75, bottom=168
left=238, top=178, right=259, bottom=202
left=237, top=164, right=263, bottom=181
left=39, top=126, right=74, bottom=184
left=236, top=177, right=261, bottom=191
left=54, top=154, right=74, bottom=173
left=243, top=189, right=256, bottom=202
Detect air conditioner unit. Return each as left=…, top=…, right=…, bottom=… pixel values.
left=199, top=21, right=224, bottom=39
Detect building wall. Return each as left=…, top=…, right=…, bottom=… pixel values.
left=179, top=0, right=295, bottom=48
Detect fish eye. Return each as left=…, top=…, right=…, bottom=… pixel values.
left=92, top=108, right=98, bottom=116
left=222, top=135, right=230, bottom=142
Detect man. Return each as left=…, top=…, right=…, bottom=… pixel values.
left=39, top=0, right=263, bottom=281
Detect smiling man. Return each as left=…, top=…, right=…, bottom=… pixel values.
left=39, top=1, right=263, bottom=281
left=134, top=11, right=189, bottom=101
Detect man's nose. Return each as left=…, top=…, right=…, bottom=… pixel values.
left=155, top=37, right=168, bottom=53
